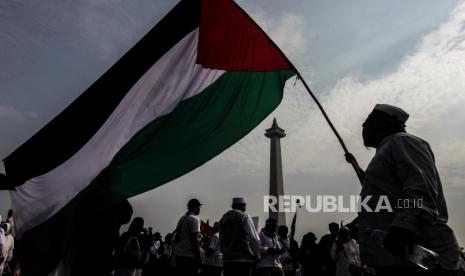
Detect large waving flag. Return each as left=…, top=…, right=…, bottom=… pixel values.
left=3, top=0, right=294, bottom=274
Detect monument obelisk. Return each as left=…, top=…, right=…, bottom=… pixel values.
left=265, top=118, right=286, bottom=226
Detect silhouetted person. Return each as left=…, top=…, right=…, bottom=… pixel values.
left=70, top=199, right=133, bottom=276
left=0, top=223, right=14, bottom=275
left=174, top=199, right=202, bottom=276
left=160, top=233, right=175, bottom=275
left=257, top=218, right=285, bottom=276
left=346, top=104, right=463, bottom=275
left=149, top=231, right=163, bottom=264
left=203, top=222, right=222, bottom=276
left=330, top=227, right=361, bottom=276
left=146, top=231, right=164, bottom=274
left=5, top=208, right=18, bottom=273
left=344, top=218, right=360, bottom=243
left=278, top=225, right=299, bottom=276
left=319, top=222, right=339, bottom=276
left=140, top=227, right=153, bottom=275
left=299, top=232, right=325, bottom=276
left=6, top=209, right=14, bottom=237
left=115, top=217, right=145, bottom=276
left=219, top=197, right=260, bottom=276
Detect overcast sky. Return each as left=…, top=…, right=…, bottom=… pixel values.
left=1, top=0, right=464, bottom=245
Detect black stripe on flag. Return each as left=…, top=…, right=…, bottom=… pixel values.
left=3, top=0, right=201, bottom=187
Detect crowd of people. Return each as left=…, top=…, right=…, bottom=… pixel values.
left=108, top=104, right=465, bottom=276
left=109, top=196, right=465, bottom=276
left=111, top=197, right=364, bottom=276
left=1, top=196, right=464, bottom=276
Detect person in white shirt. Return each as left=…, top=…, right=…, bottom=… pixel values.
left=174, top=198, right=202, bottom=276
left=257, top=218, right=285, bottom=276
left=0, top=223, right=14, bottom=275
left=149, top=232, right=163, bottom=261
left=220, top=197, right=261, bottom=276
left=278, top=225, right=298, bottom=276
left=203, top=222, right=223, bottom=276
left=330, top=227, right=361, bottom=276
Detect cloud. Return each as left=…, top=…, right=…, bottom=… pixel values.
left=313, top=0, right=465, bottom=185
left=435, top=140, right=465, bottom=188
left=214, top=0, right=465, bottom=186
left=0, top=105, right=38, bottom=121
left=269, top=13, right=308, bottom=57
left=242, top=5, right=309, bottom=57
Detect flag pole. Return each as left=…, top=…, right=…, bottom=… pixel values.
left=293, top=71, right=365, bottom=185
left=234, top=2, right=364, bottom=185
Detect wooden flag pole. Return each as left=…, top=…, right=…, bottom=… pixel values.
left=293, top=72, right=364, bottom=185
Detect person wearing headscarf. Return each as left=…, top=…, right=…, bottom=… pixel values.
left=299, top=232, right=325, bottom=276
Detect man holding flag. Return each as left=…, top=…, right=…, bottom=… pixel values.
left=346, top=104, right=463, bottom=275
left=0, top=0, right=295, bottom=274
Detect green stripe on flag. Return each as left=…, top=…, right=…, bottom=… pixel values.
left=19, top=69, right=294, bottom=276
left=108, top=69, right=295, bottom=196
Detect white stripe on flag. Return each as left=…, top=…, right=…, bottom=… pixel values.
left=11, top=28, right=225, bottom=237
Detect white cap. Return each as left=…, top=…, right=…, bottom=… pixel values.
left=232, top=197, right=246, bottom=205
left=373, top=104, right=409, bottom=125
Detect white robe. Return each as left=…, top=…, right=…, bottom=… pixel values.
left=0, top=225, right=14, bottom=275
left=359, top=132, right=461, bottom=269
left=331, top=239, right=361, bottom=276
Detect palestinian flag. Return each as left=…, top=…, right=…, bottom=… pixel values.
left=3, top=0, right=294, bottom=274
